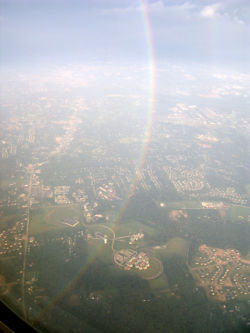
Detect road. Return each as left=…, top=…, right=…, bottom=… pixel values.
left=144, top=257, right=164, bottom=280
left=84, top=223, right=116, bottom=252
left=21, top=174, right=32, bottom=321
left=100, top=225, right=116, bottom=252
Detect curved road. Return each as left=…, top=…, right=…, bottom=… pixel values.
left=144, top=257, right=164, bottom=280
left=83, top=223, right=165, bottom=280
left=84, top=223, right=116, bottom=252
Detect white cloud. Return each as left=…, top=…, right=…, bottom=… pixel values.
left=200, top=4, right=221, bottom=18
left=198, top=93, right=221, bottom=99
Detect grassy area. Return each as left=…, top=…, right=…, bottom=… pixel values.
left=113, top=219, right=159, bottom=238
left=30, top=205, right=82, bottom=235
left=89, top=287, right=120, bottom=299
left=148, top=273, right=169, bottom=293
left=156, top=200, right=203, bottom=209
left=132, top=256, right=163, bottom=280
left=84, top=219, right=159, bottom=253
left=0, top=207, right=25, bottom=231
left=85, top=225, right=114, bottom=239
left=0, top=176, right=28, bottom=190
left=0, top=214, right=18, bottom=229
left=114, top=240, right=133, bottom=251
left=154, top=237, right=189, bottom=259
left=86, top=239, right=113, bottom=265
left=0, top=179, right=12, bottom=191
left=226, top=206, right=250, bottom=220
left=245, top=184, right=250, bottom=196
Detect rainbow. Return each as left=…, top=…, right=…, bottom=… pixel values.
left=125, top=0, right=156, bottom=200
left=33, top=0, right=156, bottom=322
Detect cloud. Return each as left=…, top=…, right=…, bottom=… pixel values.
left=1, top=0, right=250, bottom=72
left=200, top=4, right=221, bottom=18
left=198, top=0, right=250, bottom=24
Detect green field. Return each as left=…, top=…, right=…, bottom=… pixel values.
left=148, top=273, right=169, bottom=293
left=84, top=219, right=159, bottom=252
left=112, top=219, right=159, bottom=238
left=226, top=206, right=250, bottom=220
left=132, top=256, right=163, bottom=280
left=0, top=176, right=28, bottom=190
left=245, top=184, right=250, bottom=196
left=85, top=224, right=114, bottom=240
left=153, top=237, right=189, bottom=259
left=0, top=207, right=25, bottom=231
left=86, top=239, right=113, bottom=265
left=156, top=200, right=203, bottom=209
left=84, top=223, right=164, bottom=282
left=30, top=205, right=82, bottom=235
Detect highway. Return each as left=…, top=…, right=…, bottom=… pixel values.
left=21, top=174, right=32, bottom=321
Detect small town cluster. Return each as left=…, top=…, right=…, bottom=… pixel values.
left=192, top=245, right=250, bottom=302
left=114, top=249, right=150, bottom=271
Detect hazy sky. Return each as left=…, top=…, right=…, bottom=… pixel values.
left=1, top=0, right=250, bottom=71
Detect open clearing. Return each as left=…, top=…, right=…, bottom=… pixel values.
left=133, top=256, right=163, bottom=280
left=226, top=206, right=250, bottom=220
left=30, top=205, right=82, bottom=235
left=113, top=219, right=159, bottom=238
left=148, top=273, right=169, bottom=293
left=153, top=237, right=189, bottom=258
left=157, top=201, right=202, bottom=209
left=86, top=239, right=113, bottom=265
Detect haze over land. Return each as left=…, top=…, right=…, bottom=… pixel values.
left=0, top=1, right=250, bottom=332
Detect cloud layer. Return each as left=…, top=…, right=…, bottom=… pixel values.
left=0, top=0, right=249, bottom=71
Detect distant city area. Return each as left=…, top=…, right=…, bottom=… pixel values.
left=0, top=64, right=250, bottom=332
